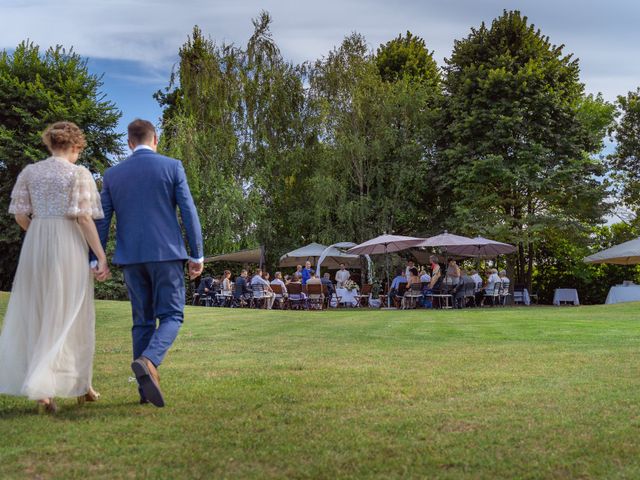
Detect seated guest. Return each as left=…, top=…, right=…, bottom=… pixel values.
left=480, top=268, right=501, bottom=306
left=335, top=263, right=350, bottom=288
left=321, top=273, right=335, bottom=299
left=284, top=274, right=292, bottom=284
left=234, top=270, right=252, bottom=304
left=291, top=272, right=303, bottom=283
left=251, top=268, right=275, bottom=309
left=271, top=271, right=288, bottom=295
left=389, top=268, right=407, bottom=304
left=419, top=269, right=431, bottom=283
left=306, top=272, right=322, bottom=285
left=401, top=267, right=421, bottom=308
left=197, top=275, right=214, bottom=297
left=498, top=270, right=510, bottom=285
left=221, top=270, right=232, bottom=295
left=470, top=270, right=483, bottom=290
left=301, top=261, right=313, bottom=285
left=262, top=271, right=271, bottom=282
left=453, top=269, right=474, bottom=308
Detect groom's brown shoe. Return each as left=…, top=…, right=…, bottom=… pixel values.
left=131, top=357, right=165, bottom=407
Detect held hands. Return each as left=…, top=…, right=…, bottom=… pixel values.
left=93, top=258, right=111, bottom=282
left=188, top=260, right=204, bottom=280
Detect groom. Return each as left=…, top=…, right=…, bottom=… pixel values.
left=96, top=119, right=203, bottom=407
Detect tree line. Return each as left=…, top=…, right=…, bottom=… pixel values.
left=1, top=10, right=639, bottom=303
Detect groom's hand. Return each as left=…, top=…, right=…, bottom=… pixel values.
left=188, top=261, right=204, bottom=280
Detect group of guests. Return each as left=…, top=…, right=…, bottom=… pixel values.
left=196, top=261, right=355, bottom=309
left=389, top=257, right=510, bottom=308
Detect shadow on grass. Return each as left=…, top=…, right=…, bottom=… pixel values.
left=0, top=399, right=149, bottom=420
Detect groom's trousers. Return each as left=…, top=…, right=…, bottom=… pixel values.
left=122, top=260, right=185, bottom=368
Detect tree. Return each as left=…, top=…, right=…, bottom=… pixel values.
left=376, top=31, right=440, bottom=87
left=608, top=87, right=640, bottom=210
left=438, top=10, right=615, bottom=288
left=0, top=41, right=122, bottom=289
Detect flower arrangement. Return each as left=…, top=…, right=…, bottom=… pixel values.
left=343, top=279, right=359, bottom=292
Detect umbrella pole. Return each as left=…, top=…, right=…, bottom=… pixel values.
left=386, top=245, right=391, bottom=308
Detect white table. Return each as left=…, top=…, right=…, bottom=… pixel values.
left=605, top=284, right=640, bottom=304
left=513, top=288, right=531, bottom=306
left=553, top=288, right=579, bottom=306
left=331, top=287, right=359, bottom=307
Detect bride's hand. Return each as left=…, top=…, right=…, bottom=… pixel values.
left=94, top=258, right=111, bottom=282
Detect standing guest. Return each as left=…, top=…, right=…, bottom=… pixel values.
left=428, top=255, right=442, bottom=290
left=295, top=265, right=303, bottom=279
left=251, top=268, right=275, bottom=309
left=419, top=269, right=431, bottom=283
left=405, top=260, right=416, bottom=278
left=445, top=260, right=461, bottom=286
left=301, top=261, right=313, bottom=285
left=271, top=271, right=288, bottom=295
left=221, top=270, right=232, bottom=295
left=335, top=263, right=350, bottom=288
left=0, top=121, right=108, bottom=414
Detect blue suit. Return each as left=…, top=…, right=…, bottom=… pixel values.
left=96, top=147, right=203, bottom=373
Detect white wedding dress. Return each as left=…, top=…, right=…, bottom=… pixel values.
left=0, top=157, right=103, bottom=400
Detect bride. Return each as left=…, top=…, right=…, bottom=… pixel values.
left=0, top=121, right=110, bottom=414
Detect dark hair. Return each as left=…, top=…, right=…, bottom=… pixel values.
left=396, top=268, right=404, bottom=276
left=128, top=119, right=155, bottom=145
left=410, top=267, right=419, bottom=276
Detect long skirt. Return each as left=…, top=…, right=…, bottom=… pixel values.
left=0, top=217, right=95, bottom=400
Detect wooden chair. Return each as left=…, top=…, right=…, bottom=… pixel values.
left=271, top=283, right=288, bottom=309
left=286, top=283, right=306, bottom=310
left=306, top=283, right=324, bottom=310
left=401, top=283, right=423, bottom=309
left=250, top=283, right=269, bottom=309
left=354, top=284, right=372, bottom=307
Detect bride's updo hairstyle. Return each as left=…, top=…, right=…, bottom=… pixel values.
left=42, top=121, right=87, bottom=153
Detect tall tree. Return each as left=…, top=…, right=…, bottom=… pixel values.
left=376, top=31, right=440, bottom=87
left=439, top=10, right=614, bottom=287
left=608, top=87, right=640, bottom=210
left=0, top=41, right=122, bottom=289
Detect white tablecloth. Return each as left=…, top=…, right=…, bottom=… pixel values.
left=605, top=285, right=640, bottom=304
left=331, top=288, right=358, bottom=307
left=513, top=288, right=531, bottom=305
left=553, top=288, right=579, bottom=306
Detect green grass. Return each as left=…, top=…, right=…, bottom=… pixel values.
left=1, top=292, right=640, bottom=479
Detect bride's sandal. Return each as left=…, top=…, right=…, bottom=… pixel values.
left=37, top=398, right=58, bottom=415
left=77, top=388, right=100, bottom=405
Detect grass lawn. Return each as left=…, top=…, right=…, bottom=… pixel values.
left=1, top=292, right=640, bottom=479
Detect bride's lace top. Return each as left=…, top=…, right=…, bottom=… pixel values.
left=8, top=157, right=104, bottom=219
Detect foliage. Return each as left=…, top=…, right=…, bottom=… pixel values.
left=376, top=31, right=440, bottom=86
left=0, top=41, right=122, bottom=289
left=438, top=10, right=615, bottom=288
left=608, top=87, right=640, bottom=210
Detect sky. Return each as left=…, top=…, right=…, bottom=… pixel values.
left=1, top=0, right=639, bottom=138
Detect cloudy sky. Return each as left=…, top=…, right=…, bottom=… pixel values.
left=1, top=0, right=638, bottom=135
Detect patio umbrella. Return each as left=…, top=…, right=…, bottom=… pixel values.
left=414, top=231, right=478, bottom=249
left=445, top=236, right=517, bottom=258
left=279, top=242, right=360, bottom=268
left=348, top=234, right=426, bottom=307
left=584, top=237, right=640, bottom=265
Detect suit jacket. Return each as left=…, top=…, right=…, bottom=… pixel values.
left=96, top=148, right=203, bottom=265
left=234, top=276, right=251, bottom=298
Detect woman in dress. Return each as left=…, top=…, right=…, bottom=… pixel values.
left=0, top=121, right=108, bottom=414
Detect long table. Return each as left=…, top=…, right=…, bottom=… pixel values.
left=605, top=284, right=640, bottom=305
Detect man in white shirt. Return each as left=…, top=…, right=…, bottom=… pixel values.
left=470, top=270, right=483, bottom=290
left=270, top=271, right=287, bottom=294
left=405, top=260, right=416, bottom=279
left=251, top=268, right=275, bottom=309
left=335, top=263, right=350, bottom=287
left=419, top=269, right=431, bottom=283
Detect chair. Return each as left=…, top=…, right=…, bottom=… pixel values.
left=392, top=283, right=407, bottom=308
left=286, top=283, right=306, bottom=310
left=401, top=283, right=423, bottom=309
left=250, top=283, right=269, bottom=309
left=271, top=284, right=288, bottom=310
left=306, top=283, right=324, bottom=310
left=463, top=281, right=477, bottom=307
left=499, top=281, right=511, bottom=306
left=354, top=284, right=372, bottom=307
left=513, top=283, right=525, bottom=305
left=429, top=283, right=454, bottom=309
left=483, top=282, right=501, bottom=306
